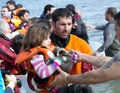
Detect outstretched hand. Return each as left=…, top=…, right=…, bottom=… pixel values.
left=50, top=74, right=70, bottom=88
left=69, top=49, right=82, bottom=61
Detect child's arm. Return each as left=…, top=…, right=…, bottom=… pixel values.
left=56, top=67, right=69, bottom=77
left=30, top=54, right=62, bottom=79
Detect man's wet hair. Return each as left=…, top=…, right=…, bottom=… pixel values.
left=52, top=8, right=72, bottom=23
left=107, top=7, right=117, bottom=18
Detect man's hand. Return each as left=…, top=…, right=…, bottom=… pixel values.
left=51, top=74, right=70, bottom=88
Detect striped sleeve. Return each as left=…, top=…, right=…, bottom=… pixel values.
left=30, top=54, right=57, bottom=79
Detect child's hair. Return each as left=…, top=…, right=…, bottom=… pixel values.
left=23, top=23, right=50, bottom=51
left=11, top=34, right=24, bottom=54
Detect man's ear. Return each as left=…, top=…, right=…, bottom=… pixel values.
left=51, top=21, right=55, bottom=27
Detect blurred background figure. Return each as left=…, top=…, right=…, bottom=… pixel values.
left=66, top=4, right=89, bottom=43
left=88, top=7, right=120, bottom=57
left=40, top=4, right=55, bottom=19
left=6, top=0, right=16, bottom=11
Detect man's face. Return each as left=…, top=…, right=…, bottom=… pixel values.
left=7, top=4, right=15, bottom=11
left=115, top=20, right=120, bottom=41
left=50, top=7, right=55, bottom=14
left=21, top=12, right=30, bottom=22
left=53, top=16, right=72, bottom=39
left=105, top=10, right=110, bottom=21
left=1, top=7, right=8, bottom=17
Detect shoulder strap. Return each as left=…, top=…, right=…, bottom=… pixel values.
left=15, top=46, right=41, bottom=64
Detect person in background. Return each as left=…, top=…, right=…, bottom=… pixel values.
left=9, top=9, right=30, bottom=35
left=88, top=7, right=120, bottom=57
left=40, top=4, right=55, bottom=19
left=1, top=6, right=10, bottom=19
left=6, top=0, right=16, bottom=11
left=15, top=4, right=23, bottom=9
left=16, top=9, right=30, bottom=30
left=66, top=4, right=89, bottom=43
left=11, top=34, right=24, bottom=54
left=12, top=4, right=25, bottom=16
left=45, top=14, right=54, bottom=33
left=28, top=17, right=40, bottom=27
left=38, top=18, right=53, bottom=32
left=50, top=8, right=93, bottom=93
left=51, top=11, right=120, bottom=88
left=0, top=19, right=20, bottom=74
left=0, top=18, right=12, bottom=39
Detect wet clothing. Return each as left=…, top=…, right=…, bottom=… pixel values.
left=50, top=33, right=93, bottom=93
left=95, top=20, right=120, bottom=56
left=50, top=33, right=92, bottom=74
left=105, top=38, right=120, bottom=56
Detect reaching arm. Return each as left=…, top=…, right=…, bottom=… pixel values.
left=74, top=50, right=112, bottom=67
left=51, top=51, right=120, bottom=87
left=96, top=23, right=116, bottom=53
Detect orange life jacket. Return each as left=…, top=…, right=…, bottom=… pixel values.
left=13, top=8, right=25, bottom=16
left=51, top=34, right=93, bottom=74
left=10, top=16, right=22, bottom=28
left=15, top=29, right=27, bottom=35
left=15, top=45, right=55, bottom=92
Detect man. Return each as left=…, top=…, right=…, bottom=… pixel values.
left=50, top=8, right=93, bottom=93
left=1, top=6, right=9, bottom=18
left=66, top=4, right=89, bottom=43
left=40, top=4, right=55, bottom=19
left=6, top=0, right=16, bottom=11
left=90, top=7, right=120, bottom=56
left=51, top=11, right=120, bottom=88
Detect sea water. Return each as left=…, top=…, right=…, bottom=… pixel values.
left=1, top=0, right=120, bottom=93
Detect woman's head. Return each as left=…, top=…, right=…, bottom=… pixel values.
left=23, top=23, right=51, bottom=51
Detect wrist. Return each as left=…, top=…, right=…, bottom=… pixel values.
left=54, top=57, right=62, bottom=66
left=64, top=75, right=70, bottom=84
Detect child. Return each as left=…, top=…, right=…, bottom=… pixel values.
left=15, top=22, right=70, bottom=93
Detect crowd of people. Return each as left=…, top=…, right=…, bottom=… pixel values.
left=0, top=0, right=120, bottom=93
